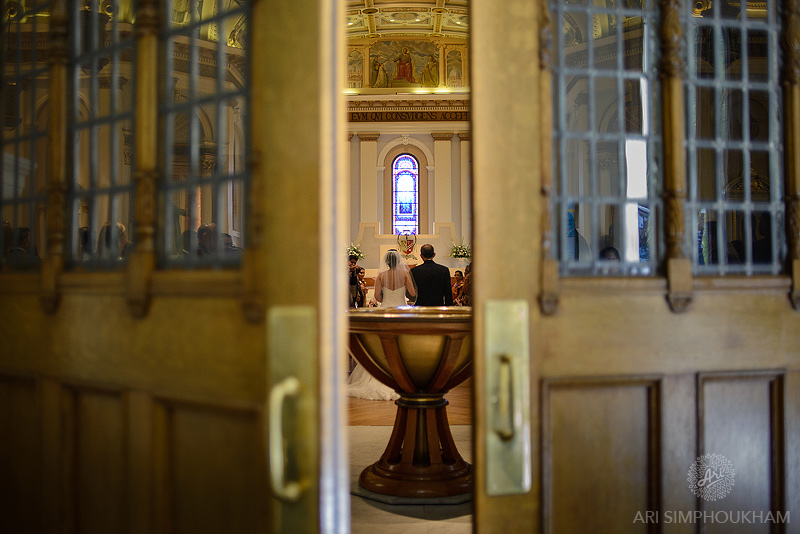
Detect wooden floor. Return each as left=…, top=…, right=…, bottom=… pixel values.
left=347, top=378, right=472, bottom=426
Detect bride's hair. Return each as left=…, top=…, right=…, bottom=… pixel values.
left=380, top=249, right=414, bottom=295
left=385, top=249, right=400, bottom=269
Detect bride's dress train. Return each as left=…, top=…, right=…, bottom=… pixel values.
left=347, top=286, right=408, bottom=401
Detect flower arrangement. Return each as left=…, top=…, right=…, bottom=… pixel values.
left=347, top=243, right=365, bottom=260
left=449, top=239, right=471, bottom=259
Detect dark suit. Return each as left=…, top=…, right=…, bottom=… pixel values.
left=410, top=259, right=454, bottom=306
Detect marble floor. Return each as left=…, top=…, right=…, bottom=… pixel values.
left=348, top=425, right=473, bottom=534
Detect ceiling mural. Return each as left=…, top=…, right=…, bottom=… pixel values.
left=345, top=1, right=468, bottom=94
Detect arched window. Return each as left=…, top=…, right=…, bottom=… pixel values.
left=392, top=154, right=419, bottom=235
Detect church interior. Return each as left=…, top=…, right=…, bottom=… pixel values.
left=1, top=0, right=799, bottom=532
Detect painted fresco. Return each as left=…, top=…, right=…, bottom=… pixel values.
left=446, top=49, right=463, bottom=87
left=347, top=50, right=363, bottom=88
left=369, top=40, right=438, bottom=88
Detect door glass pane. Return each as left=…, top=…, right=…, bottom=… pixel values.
left=552, top=0, right=661, bottom=276
left=1, top=0, right=49, bottom=271
left=685, top=0, right=783, bottom=275
left=68, top=0, right=136, bottom=269
left=160, top=0, right=250, bottom=267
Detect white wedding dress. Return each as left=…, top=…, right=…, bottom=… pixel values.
left=346, top=285, right=407, bottom=401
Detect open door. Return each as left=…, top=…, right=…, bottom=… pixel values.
left=0, top=0, right=346, bottom=531
left=470, top=0, right=798, bottom=532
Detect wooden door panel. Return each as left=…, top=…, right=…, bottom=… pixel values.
left=543, top=379, right=659, bottom=534
left=161, top=402, right=264, bottom=534
left=0, top=375, right=39, bottom=533
left=700, top=374, right=782, bottom=527
left=69, top=388, right=126, bottom=534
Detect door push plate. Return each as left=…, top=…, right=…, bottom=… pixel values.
left=485, top=300, right=532, bottom=496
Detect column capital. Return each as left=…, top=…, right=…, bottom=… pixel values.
left=432, top=132, right=454, bottom=141
left=357, top=133, right=380, bottom=141
left=457, top=132, right=471, bottom=141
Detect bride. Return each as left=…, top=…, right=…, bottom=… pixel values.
left=347, top=249, right=417, bottom=401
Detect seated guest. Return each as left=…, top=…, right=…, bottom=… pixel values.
left=97, top=222, right=128, bottom=260
left=197, top=223, right=217, bottom=256
left=3, top=226, right=42, bottom=271
left=452, top=269, right=464, bottom=302
left=455, top=262, right=472, bottom=306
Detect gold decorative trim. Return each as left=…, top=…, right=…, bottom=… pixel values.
left=47, top=0, right=69, bottom=64
left=787, top=193, right=800, bottom=261
left=348, top=98, right=470, bottom=111
left=784, top=0, right=800, bottom=84
left=539, top=0, right=558, bottom=316
left=457, top=132, right=470, bottom=141
left=357, top=132, right=380, bottom=141
left=784, top=0, right=800, bottom=309
left=659, top=0, right=683, bottom=79
left=41, top=0, right=70, bottom=315
left=659, top=0, right=691, bottom=313
left=431, top=132, right=453, bottom=141
left=135, top=0, right=160, bottom=36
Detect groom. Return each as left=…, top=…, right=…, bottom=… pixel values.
left=410, top=244, right=454, bottom=306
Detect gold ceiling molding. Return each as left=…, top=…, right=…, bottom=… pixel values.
left=346, top=0, right=468, bottom=40
left=692, top=1, right=768, bottom=18
left=348, top=98, right=469, bottom=111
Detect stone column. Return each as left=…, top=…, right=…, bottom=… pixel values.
left=358, top=133, right=380, bottom=225
left=432, top=132, right=453, bottom=223
left=458, top=133, right=471, bottom=241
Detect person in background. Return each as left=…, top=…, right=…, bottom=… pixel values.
left=3, top=226, right=42, bottom=271
left=452, top=269, right=464, bottom=303
left=197, top=223, right=217, bottom=257
left=78, top=227, right=92, bottom=259
left=356, top=266, right=368, bottom=308
left=180, top=229, right=193, bottom=255
left=455, top=262, right=472, bottom=306
left=97, top=222, right=128, bottom=261
left=599, top=247, right=620, bottom=261
left=348, top=254, right=362, bottom=308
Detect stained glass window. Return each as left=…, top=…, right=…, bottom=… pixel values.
left=392, top=154, right=419, bottom=235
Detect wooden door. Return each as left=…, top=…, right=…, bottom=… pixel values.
left=0, top=0, right=345, bottom=532
left=470, top=0, right=799, bottom=532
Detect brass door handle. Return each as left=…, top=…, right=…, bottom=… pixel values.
left=269, top=376, right=303, bottom=502
left=494, top=354, right=515, bottom=441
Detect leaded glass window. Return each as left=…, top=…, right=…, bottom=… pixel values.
left=551, top=0, right=662, bottom=276
left=1, top=0, right=49, bottom=271
left=160, top=0, right=249, bottom=267
left=68, top=0, right=136, bottom=267
left=392, top=154, right=419, bottom=235
left=685, top=1, right=783, bottom=274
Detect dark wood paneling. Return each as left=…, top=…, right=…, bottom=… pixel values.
left=158, top=401, right=264, bottom=534
left=699, top=372, right=785, bottom=534
left=543, top=378, right=661, bottom=534
left=0, top=375, right=39, bottom=533
left=67, top=387, right=126, bottom=534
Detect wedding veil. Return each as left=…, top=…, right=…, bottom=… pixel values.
left=382, top=249, right=413, bottom=291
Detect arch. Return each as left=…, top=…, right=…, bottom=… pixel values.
left=377, top=135, right=434, bottom=165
